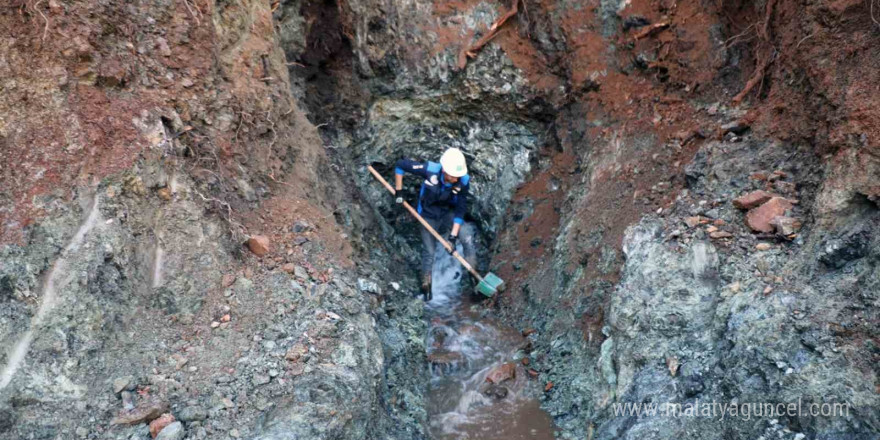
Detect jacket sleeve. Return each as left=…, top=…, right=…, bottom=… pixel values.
left=394, top=159, right=429, bottom=179
left=452, top=184, right=468, bottom=225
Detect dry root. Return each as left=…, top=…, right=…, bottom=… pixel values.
left=457, top=0, right=520, bottom=69
left=732, top=0, right=778, bottom=105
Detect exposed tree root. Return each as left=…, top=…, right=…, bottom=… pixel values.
left=732, top=48, right=776, bottom=104
left=457, top=0, right=519, bottom=69
left=632, top=21, right=669, bottom=41
left=732, top=0, right=778, bottom=105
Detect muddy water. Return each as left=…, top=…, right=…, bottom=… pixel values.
left=425, top=248, right=556, bottom=439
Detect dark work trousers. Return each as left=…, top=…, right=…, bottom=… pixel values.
left=419, top=212, right=477, bottom=280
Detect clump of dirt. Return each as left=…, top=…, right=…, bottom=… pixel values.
left=0, top=0, right=331, bottom=247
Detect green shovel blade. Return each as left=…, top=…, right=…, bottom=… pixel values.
left=477, top=272, right=504, bottom=297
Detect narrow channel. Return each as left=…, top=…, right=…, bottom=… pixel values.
left=424, top=247, right=556, bottom=439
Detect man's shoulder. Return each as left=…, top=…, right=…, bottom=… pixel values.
left=425, top=161, right=442, bottom=174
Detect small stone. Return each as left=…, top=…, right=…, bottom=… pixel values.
left=746, top=198, right=793, bottom=233
left=76, top=426, right=89, bottom=438
left=684, top=216, right=703, bottom=228
left=527, top=369, right=539, bottom=378
left=710, top=231, right=733, bottom=239
left=157, top=187, right=172, bottom=201
left=229, top=428, right=241, bottom=438
left=247, top=235, right=271, bottom=256
left=292, top=221, right=311, bottom=233
left=729, top=282, right=741, bottom=293
left=178, top=406, right=207, bottom=422
left=220, top=314, right=231, bottom=323
left=485, top=363, right=516, bottom=384
left=769, top=216, right=802, bottom=236
left=707, top=102, right=720, bottom=115
left=111, top=399, right=169, bottom=425
left=756, top=243, right=772, bottom=251
left=155, top=421, right=184, bottom=440
left=544, top=381, right=554, bottom=391
left=221, top=274, right=236, bottom=288
left=221, top=398, right=235, bottom=408
left=169, top=354, right=188, bottom=369
left=721, top=120, right=749, bottom=135
left=149, top=414, right=175, bottom=438
left=706, top=225, right=718, bottom=233
left=293, top=266, right=309, bottom=279
left=285, top=343, right=308, bottom=362
left=281, top=263, right=295, bottom=274
left=112, top=376, right=134, bottom=394
left=733, top=190, right=774, bottom=210
left=521, top=357, right=530, bottom=366
left=666, top=356, right=680, bottom=377
left=210, top=321, right=220, bottom=328
left=253, top=375, right=271, bottom=386
left=357, top=278, right=381, bottom=294
left=764, top=286, right=773, bottom=294
left=522, top=328, right=537, bottom=336
left=482, top=384, right=509, bottom=399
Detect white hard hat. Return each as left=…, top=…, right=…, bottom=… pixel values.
left=440, top=148, right=467, bottom=177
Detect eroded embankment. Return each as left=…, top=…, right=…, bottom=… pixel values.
left=1, top=0, right=430, bottom=438
left=0, top=195, right=101, bottom=390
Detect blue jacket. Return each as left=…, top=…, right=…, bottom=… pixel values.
left=395, top=159, right=470, bottom=224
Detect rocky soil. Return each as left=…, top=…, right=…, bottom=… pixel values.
left=2, top=0, right=879, bottom=439
left=1, top=0, right=426, bottom=439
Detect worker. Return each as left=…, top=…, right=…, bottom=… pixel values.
left=393, top=148, right=477, bottom=301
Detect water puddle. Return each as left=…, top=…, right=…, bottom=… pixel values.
left=424, top=247, right=556, bottom=439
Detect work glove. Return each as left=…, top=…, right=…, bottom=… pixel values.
left=392, top=190, right=403, bottom=205
left=447, top=234, right=458, bottom=255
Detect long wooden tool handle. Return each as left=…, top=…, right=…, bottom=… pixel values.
left=367, top=165, right=484, bottom=282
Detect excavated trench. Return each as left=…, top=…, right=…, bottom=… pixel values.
left=277, top=2, right=564, bottom=434
left=310, top=77, right=561, bottom=439
left=3, top=0, right=880, bottom=438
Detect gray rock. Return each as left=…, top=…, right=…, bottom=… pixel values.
left=293, top=266, right=309, bottom=279
left=357, top=278, right=381, bottom=294
left=481, top=384, right=509, bottom=399
left=155, top=421, right=184, bottom=440
left=0, top=405, right=15, bottom=433
left=721, top=120, right=749, bottom=135
left=819, top=229, right=870, bottom=269
left=292, top=221, right=311, bottom=233
left=178, top=406, right=208, bottom=422
left=112, top=376, right=135, bottom=394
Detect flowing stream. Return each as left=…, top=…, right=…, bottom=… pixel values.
left=424, top=247, right=556, bottom=439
